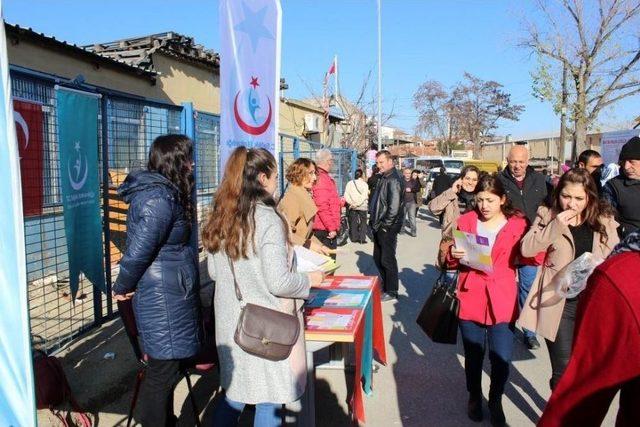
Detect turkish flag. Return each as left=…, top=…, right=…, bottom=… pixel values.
left=14, top=99, right=44, bottom=216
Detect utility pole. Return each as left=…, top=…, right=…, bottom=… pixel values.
left=558, top=63, right=568, bottom=175
left=377, top=0, right=382, bottom=150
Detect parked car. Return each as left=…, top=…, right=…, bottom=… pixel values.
left=462, top=159, right=500, bottom=173
left=423, top=167, right=461, bottom=202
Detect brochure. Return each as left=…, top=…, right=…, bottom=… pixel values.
left=294, top=245, right=339, bottom=273
left=452, top=229, right=493, bottom=273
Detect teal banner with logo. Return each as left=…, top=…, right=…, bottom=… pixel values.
left=57, top=88, right=105, bottom=299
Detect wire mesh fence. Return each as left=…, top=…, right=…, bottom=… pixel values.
left=279, top=134, right=357, bottom=195
left=13, top=69, right=352, bottom=354
left=12, top=69, right=185, bottom=354
left=194, top=111, right=220, bottom=261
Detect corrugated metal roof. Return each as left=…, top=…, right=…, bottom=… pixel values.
left=5, top=22, right=158, bottom=79
left=84, top=31, right=219, bottom=72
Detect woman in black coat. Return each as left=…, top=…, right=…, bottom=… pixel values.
left=112, top=134, right=201, bottom=426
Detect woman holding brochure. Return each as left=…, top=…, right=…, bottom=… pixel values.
left=519, top=168, right=618, bottom=390
left=428, top=165, right=481, bottom=275
left=447, top=175, right=528, bottom=426
left=279, top=157, right=334, bottom=256
left=202, top=147, right=323, bottom=426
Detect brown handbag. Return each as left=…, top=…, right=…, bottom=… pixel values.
left=437, top=238, right=454, bottom=268
left=229, top=259, right=300, bottom=362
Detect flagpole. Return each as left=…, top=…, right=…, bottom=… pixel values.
left=334, top=54, right=339, bottom=101
left=377, top=0, right=382, bottom=150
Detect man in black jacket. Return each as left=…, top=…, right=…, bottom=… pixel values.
left=603, top=136, right=640, bottom=238
left=369, top=150, right=405, bottom=301
left=498, top=145, right=548, bottom=350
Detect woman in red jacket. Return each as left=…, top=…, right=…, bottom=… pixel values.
left=449, top=175, right=528, bottom=426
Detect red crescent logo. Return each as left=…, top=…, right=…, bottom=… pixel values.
left=234, top=92, right=272, bottom=136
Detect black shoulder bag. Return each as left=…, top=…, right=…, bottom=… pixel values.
left=416, top=271, right=460, bottom=344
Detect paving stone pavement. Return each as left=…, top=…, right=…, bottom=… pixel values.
left=38, top=209, right=618, bottom=426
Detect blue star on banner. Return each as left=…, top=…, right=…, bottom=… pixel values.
left=234, top=3, right=274, bottom=53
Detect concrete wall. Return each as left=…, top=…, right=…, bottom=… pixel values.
left=153, top=53, right=220, bottom=114
left=7, top=38, right=168, bottom=101
left=279, top=100, right=325, bottom=142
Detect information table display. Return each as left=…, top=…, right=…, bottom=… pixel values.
left=303, top=275, right=387, bottom=424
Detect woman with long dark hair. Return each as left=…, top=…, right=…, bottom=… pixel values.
left=202, top=147, right=323, bottom=426
left=519, top=168, right=619, bottom=389
left=447, top=175, right=528, bottom=426
left=112, top=134, right=201, bottom=426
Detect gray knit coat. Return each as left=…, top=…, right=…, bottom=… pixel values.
left=207, top=203, right=310, bottom=404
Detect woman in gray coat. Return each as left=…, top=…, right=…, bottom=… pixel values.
left=202, top=147, right=323, bottom=426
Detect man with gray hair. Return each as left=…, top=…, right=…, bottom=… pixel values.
left=498, top=144, right=548, bottom=350
left=311, top=148, right=341, bottom=258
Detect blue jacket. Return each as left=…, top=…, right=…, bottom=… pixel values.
left=113, top=170, right=201, bottom=360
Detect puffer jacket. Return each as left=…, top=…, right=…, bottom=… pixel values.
left=369, top=168, right=405, bottom=232
left=113, top=170, right=201, bottom=360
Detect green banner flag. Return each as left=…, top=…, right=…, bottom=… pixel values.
left=57, top=88, right=105, bottom=299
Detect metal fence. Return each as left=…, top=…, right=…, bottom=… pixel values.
left=13, top=68, right=352, bottom=354
left=193, top=111, right=220, bottom=259
left=278, top=133, right=357, bottom=195
left=12, top=69, right=191, bottom=354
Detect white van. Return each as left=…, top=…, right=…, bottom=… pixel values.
left=414, top=156, right=464, bottom=173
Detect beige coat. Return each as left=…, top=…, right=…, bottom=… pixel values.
left=278, top=184, right=322, bottom=247
left=518, top=206, right=619, bottom=341
left=427, top=187, right=460, bottom=239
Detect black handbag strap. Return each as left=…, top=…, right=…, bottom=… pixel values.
left=436, top=270, right=458, bottom=294
left=228, top=256, right=297, bottom=315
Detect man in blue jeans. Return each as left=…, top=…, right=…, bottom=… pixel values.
left=498, top=145, right=548, bottom=350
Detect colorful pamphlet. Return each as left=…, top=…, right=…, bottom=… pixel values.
left=304, top=307, right=360, bottom=332
left=306, top=289, right=369, bottom=308
left=453, top=229, right=494, bottom=273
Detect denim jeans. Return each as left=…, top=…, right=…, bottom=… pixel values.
left=211, top=396, right=282, bottom=427
left=517, top=264, right=538, bottom=339
left=404, top=201, right=418, bottom=235
left=459, top=321, right=515, bottom=400
left=443, top=270, right=458, bottom=287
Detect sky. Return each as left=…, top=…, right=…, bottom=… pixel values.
left=4, top=0, right=639, bottom=140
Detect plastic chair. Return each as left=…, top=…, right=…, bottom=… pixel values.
left=118, top=298, right=217, bottom=427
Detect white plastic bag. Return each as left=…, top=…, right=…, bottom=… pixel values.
left=552, top=252, right=604, bottom=298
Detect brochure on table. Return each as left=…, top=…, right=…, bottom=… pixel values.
left=305, top=307, right=361, bottom=333
left=317, top=276, right=376, bottom=290
left=295, top=245, right=339, bottom=273
left=452, top=229, right=494, bottom=273
left=306, top=289, right=370, bottom=308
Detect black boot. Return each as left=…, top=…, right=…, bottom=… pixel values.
left=467, top=392, right=483, bottom=422
left=488, top=396, right=506, bottom=427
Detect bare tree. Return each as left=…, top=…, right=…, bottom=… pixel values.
left=301, top=70, right=395, bottom=157
left=413, top=73, right=524, bottom=157
left=451, top=73, right=525, bottom=158
left=412, top=80, right=462, bottom=155
left=524, top=0, right=640, bottom=157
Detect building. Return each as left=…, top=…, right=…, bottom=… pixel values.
left=481, top=133, right=604, bottom=170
